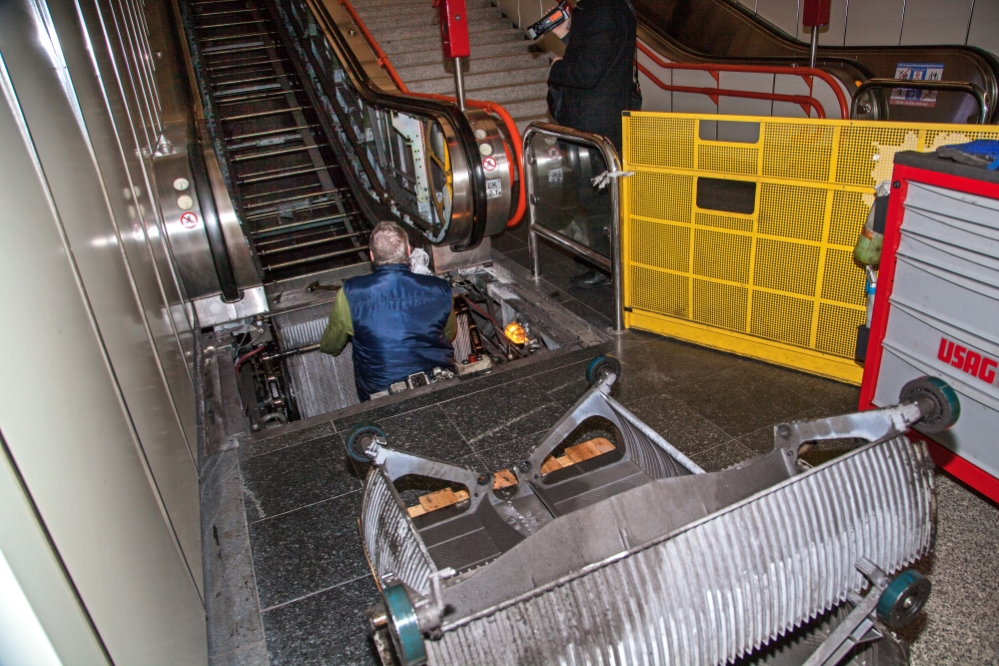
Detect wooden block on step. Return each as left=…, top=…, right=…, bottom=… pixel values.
left=493, top=469, right=518, bottom=489
left=541, top=456, right=564, bottom=475
left=407, top=504, right=426, bottom=518
left=417, top=487, right=470, bottom=513
left=564, top=437, right=615, bottom=463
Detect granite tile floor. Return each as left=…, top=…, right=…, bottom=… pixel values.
left=203, top=230, right=999, bottom=665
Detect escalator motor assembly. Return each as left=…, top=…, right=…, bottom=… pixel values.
left=358, top=361, right=958, bottom=666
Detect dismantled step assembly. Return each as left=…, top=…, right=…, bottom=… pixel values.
left=351, top=356, right=960, bottom=666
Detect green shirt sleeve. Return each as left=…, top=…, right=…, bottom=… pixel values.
left=319, top=289, right=353, bottom=355
left=444, top=304, right=457, bottom=342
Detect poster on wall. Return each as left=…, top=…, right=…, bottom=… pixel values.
left=891, top=63, right=945, bottom=107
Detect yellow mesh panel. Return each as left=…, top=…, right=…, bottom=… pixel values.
left=631, top=265, right=688, bottom=318
left=817, top=304, right=865, bottom=357
left=631, top=218, right=690, bottom=273
left=693, top=229, right=752, bottom=284
left=629, top=115, right=695, bottom=169
left=697, top=144, right=758, bottom=175
left=762, top=122, right=833, bottom=182
left=631, top=172, right=693, bottom=224
left=695, top=212, right=753, bottom=232
left=834, top=125, right=918, bottom=187
left=821, top=249, right=866, bottom=306
left=751, top=291, right=813, bottom=347
left=829, top=191, right=869, bottom=247
left=693, top=279, right=748, bottom=331
left=758, top=183, right=826, bottom=242
left=753, top=238, right=820, bottom=297
left=622, top=112, right=999, bottom=382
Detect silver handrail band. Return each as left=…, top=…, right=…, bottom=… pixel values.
left=523, top=122, right=625, bottom=333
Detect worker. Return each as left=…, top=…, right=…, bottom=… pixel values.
left=319, top=221, right=457, bottom=401
left=547, top=0, right=638, bottom=288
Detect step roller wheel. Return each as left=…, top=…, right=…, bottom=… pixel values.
left=382, top=584, right=427, bottom=666
left=345, top=423, right=385, bottom=463
left=899, top=376, right=960, bottom=433
left=586, top=354, right=622, bottom=385
left=877, top=569, right=931, bottom=629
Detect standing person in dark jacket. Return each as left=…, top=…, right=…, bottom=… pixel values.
left=548, top=0, right=637, bottom=153
left=546, top=0, right=638, bottom=287
left=319, top=221, right=456, bottom=401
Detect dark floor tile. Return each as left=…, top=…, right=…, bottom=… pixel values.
left=568, top=281, right=614, bottom=318
left=689, top=440, right=756, bottom=473
left=239, top=421, right=336, bottom=461
left=531, top=360, right=592, bottom=409
left=559, top=297, right=612, bottom=328
left=241, top=437, right=361, bottom=523
left=503, top=246, right=532, bottom=270
left=261, top=575, right=380, bottom=666
left=210, top=641, right=269, bottom=666
left=624, top=393, right=732, bottom=456
left=738, top=425, right=780, bottom=456
left=375, top=404, right=474, bottom=460
left=491, top=228, right=527, bottom=253
left=617, top=336, right=737, bottom=389
left=673, top=365, right=816, bottom=438
left=472, top=431, right=547, bottom=472
left=747, top=362, right=862, bottom=415
left=441, top=379, right=565, bottom=451
left=248, top=492, right=367, bottom=609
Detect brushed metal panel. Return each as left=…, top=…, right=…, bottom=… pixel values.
left=900, top=0, right=975, bottom=46
left=844, top=0, right=905, bottom=46
left=0, top=48, right=207, bottom=666
left=0, top=435, right=109, bottom=666
left=967, top=0, right=999, bottom=55
left=18, top=0, right=204, bottom=591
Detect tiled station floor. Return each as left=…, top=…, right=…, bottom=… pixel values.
left=203, top=227, right=999, bottom=665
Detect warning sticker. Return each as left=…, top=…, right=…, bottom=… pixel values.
left=546, top=146, right=561, bottom=160
left=485, top=178, right=503, bottom=199
left=891, top=63, right=944, bottom=107
left=482, top=156, right=497, bottom=172
left=180, top=211, right=200, bottom=229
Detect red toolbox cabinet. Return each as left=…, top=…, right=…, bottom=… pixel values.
left=861, top=150, right=999, bottom=503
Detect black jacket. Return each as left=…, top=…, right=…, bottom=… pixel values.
left=548, top=0, right=637, bottom=152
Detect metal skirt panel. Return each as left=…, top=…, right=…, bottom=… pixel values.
left=362, top=468, right=438, bottom=597
left=428, top=436, right=934, bottom=666
left=271, top=307, right=359, bottom=416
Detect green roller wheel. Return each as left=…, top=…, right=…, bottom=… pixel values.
left=345, top=423, right=385, bottom=463
left=586, top=354, right=622, bottom=385
left=900, top=376, right=960, bottom=433
left=877, top=569, right=931, bottom=629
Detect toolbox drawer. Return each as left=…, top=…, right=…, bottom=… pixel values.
left=875, top=302, right=999, bottom=476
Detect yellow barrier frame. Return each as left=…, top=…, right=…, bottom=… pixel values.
left=621, top=112, right=999, bottom=384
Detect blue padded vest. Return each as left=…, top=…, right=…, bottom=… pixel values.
left=342, top=263, right=454, bottom=401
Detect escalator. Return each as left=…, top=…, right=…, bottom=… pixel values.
left=175, top=0, right=519, bottom=293
left=633, top=0, right=999, bottom=124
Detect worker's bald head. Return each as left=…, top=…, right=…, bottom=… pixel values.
left=369, top=221, right=410, bottom=266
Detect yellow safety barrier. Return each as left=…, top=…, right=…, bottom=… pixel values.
left=621, top=112, right=999, bottom=384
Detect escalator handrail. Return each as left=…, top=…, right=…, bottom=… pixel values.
left=633, top=0, right=999, bottom=123
left=637, top=42, right=849, bottom=119
left=636, top=62, right=826, bottom=118
left=854, top=79, right=989, bottom=124
left=335, top=0, right=526, bottom=230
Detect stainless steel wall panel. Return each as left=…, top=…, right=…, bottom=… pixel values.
left=16, top=0, right=204, bottom=585
left=0, top=45, right=207, bottom=666
left=0, top=434, right=110, bottom=666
